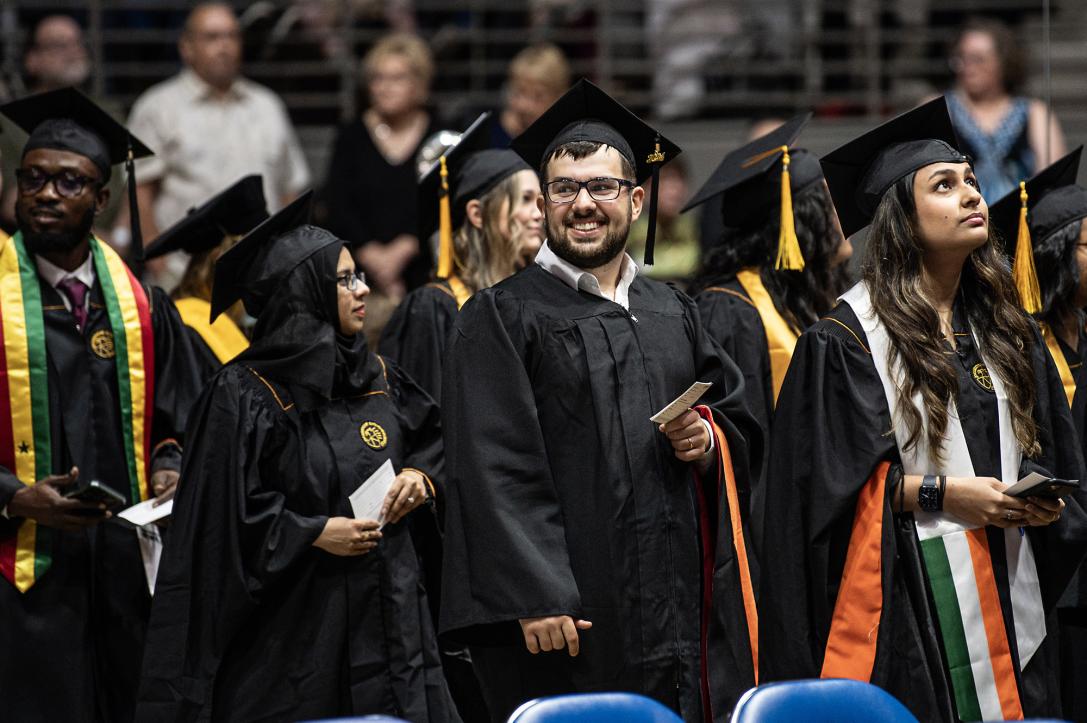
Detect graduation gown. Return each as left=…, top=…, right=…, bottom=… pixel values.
left=136, top=357, right=459, bottom=723
left=0, top=279, right=202, bottom=723
left=172, top=296, right=249, bottom=378
left=378, top=279, right=463, bottom=401
left=757, top=302, right=1087, bottom=721
left=439, top=264, right=762, bottom=722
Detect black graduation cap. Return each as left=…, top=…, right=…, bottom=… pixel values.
left=0, top=87, right=155, bottom=258
left=143, top=175, right=269, bottom=260
left=987, top=146, right=1083, bottom=313
left=821, top=97, right=967, bottom=238
left=509, top=78, right=682, bottom=265
left=210, top=190, right=319, bottom=321
left=418, top=112, right=496, bottom=278
left=683, top=112, right=818, bottom=269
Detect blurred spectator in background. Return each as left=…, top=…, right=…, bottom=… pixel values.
left=628, top=158, right=701, bottom=282
left=322, top=32, right=437, bottom=301
left=487, top=42, right=570, bottom=148
left=120, top=1, right=310, bottom=286
left=945, top=17, right=1066, bottom=201
left=23, top=15, right=91, bottom=94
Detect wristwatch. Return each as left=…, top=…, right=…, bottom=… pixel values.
left=919, top=474, right=941, bottom=512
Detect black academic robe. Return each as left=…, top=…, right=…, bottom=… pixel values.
left=695, top=278, right=774, bottom=481
left=1056, top=319, right=1087, bottom=721
left=0, top=278, right=202, bottom=723
left=136, top=357, right=459, bottom=723
left=439, top=264, right=762, bottom=723
left=378, top=280, right=460, bottom=402
left=757, top=302, right=1087, bottom=721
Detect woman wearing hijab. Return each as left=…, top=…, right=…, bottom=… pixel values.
left=136, top=194, right=459, bottom=723
left=756, top=99, right=1087, bottom=721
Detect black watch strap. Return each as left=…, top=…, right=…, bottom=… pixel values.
left=919, top=474, right=941, bottom=512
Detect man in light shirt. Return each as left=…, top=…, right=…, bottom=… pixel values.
left=120, top=2, right=309, bottom=284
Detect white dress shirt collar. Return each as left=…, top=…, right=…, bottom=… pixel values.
left=534, top=240, right=639, bottom=310
left=34, top=251, right=96, bottom=312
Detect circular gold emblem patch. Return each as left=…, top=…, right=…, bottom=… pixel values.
left=90, top=330, right=116, bottom=359
left=360, top=421, right=388, bottom=450
left=971, top=363, right=994, bottom=393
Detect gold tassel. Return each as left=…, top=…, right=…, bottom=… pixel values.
left=436, top=155, right=454, bottom=279
left=1012, top=180, right=1041, bottom=313
left=774, top=146, right=804, bottom=271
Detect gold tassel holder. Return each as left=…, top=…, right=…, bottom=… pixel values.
left=436, top=155, right=454, bottom=279
left=1012, top=180, right=1041, bottom=313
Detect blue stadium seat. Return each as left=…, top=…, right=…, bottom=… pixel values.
left=731, top=679, right=918, bottom=722
left=507, top=692, right=684, bottom=722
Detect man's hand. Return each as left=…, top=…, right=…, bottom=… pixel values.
left=659, top=409, right=710, bottom=463
left=518, top=615, right=593, bottom=657
left=150, top=469, right=179, bottom=507
left=313, top=517, right=382, bottom=556
left=7, top=466, right=110, bottom=531
left=381, top=469, right=428, bottom=525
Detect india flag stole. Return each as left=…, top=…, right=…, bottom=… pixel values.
left=0, top=233, right=153, bottom=592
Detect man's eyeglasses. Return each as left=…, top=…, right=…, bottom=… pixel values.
left=545, top=177, right=635, bottom=204
left=15, top=168, right=100, bottom=199
left=336, top=270, right=367, bottom=291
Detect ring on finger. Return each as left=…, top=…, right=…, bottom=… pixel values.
left=407, top=496, right=415, bottom=504
left=1005, top=511, right=1018, bottom=521
left=687, top=437, right=694, bottom=450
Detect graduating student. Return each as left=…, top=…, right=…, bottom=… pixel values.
left=137, top=195, right=458, bottom=722
left=686, top=113, right=850, bottom=450
left=988, top=146, right=1087, bottom=721
left=757, top=98, right=1087, bottom=721
left=141, top=174, right=268, bottom=373
left=0, top=88, right=203, bottom=722
left=439, top=79, right=761, bottom=723
left=379, top=113, right=544, bottom=401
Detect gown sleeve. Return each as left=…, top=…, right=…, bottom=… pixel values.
left=148, top=287, right=207, bottom=468
left=754, top=311, right=899, bottom=682
left=384, top=358, right=444, bottom=498
left=378, top=286, right=459, bottom=402
left=136, top=366, right=328, bottom=720
left=437, top=289, right=581, bottom=642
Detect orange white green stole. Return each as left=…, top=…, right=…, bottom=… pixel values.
left=0, top=233, right=153, bottom=592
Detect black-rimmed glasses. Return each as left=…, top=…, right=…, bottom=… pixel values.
left=15, top=168, right=101, bottom=199
left=336, top=270, right=367, bottom=291
left=545, top=177, right=635, bottom=204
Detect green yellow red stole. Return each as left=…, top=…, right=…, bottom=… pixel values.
left=0, top=233, right=154, bottom=592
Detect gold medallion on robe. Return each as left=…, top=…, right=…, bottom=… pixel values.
left=90, top=330, right=116, bottom=359
left=971, top=363, right=994, bottom=393
left=360, top=421, right=388, bottom=450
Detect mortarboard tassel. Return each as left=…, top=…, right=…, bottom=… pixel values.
left=643, top=137, right=666, bottom=266
left=126, top=141, right=144, bottom=261
left=1012, top=180, right=1041, bottom=313
left=774, top=146, right=804, bottom=271
left=436, top=155, right=454, bottom=279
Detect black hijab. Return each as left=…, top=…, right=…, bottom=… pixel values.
left=233, top=228, right=382, bottom=410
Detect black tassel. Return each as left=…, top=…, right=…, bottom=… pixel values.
left=643, top=136, right=665, bottom=266
left=126, top=141, right=144, bottom=261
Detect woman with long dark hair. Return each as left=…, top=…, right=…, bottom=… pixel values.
left=989, top=146, right=1087, bottom=722
left=689, top=115, right=851, bottom=441
left=136, top=195, right=459, bottom=722
left=757, top=98, right=1087, bottom=721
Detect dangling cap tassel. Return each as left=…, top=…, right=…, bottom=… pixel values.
left=126, top=140, right=144, bottom=261
left=773, top=146, right=804, bottom=271
left=643, top=136, right=666, bottom=266
left=1012, top=180, right=1041, bottom=313
left=436, top=155, right=454, bottom=279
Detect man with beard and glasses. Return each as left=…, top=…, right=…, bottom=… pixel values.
left=0, top=88, right=203, bottom=722
left=438, top=79, right=763, bottom=723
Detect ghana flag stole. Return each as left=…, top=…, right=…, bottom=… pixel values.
left=0, top=233, right=153, bottom=592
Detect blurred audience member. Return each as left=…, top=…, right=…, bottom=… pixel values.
left=628, top=158, right=701, bottom=282
left=323, top=32, right=437, bottom=300
left=121, top=1, right=310, bottom=285
left=945, top=17, right=1066, bottom=201
left=489, top=43, right=570, bottom=148
left=23, top=15, right=92, bottom=94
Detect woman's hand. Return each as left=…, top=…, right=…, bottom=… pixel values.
left=313, top=517, right=381, bottom=556
left=382, top=470, right=428, bottom=525
left=1020, top=496, right=1065, bottom=527
left=943, top=476, right=1031, bottom=528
